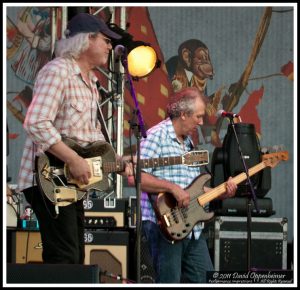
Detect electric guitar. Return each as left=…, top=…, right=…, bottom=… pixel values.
left=35, top=138, right=209, bottom=207
left=154, top=151, right=289, bottom=242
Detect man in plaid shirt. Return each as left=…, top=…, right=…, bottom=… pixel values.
left=129, top=87, right=237, bottom=283
left=17, top=13, right=132, bottom=264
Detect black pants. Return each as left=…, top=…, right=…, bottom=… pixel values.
left=23, top=186, right=85, bottom=264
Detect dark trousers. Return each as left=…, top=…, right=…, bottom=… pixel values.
left=23, top=186, right=85, bottom=264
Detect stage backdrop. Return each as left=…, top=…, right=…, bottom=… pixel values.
left=123, top=5, right=294, bottom=243
left=5, top=5, right=295, bottom=242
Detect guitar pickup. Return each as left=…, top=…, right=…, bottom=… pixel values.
left=91, top=157, right=102, bottom=177
left=163, top=214, right=171, bottom=227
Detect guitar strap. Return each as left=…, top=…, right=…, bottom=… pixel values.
left=147, top=192, right=157, bottom=214
left=96, top=100, right=111, bottom=145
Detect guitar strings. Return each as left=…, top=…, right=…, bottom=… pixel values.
left=164, top=155, right=284, bottom=226
left=102, top=151, right=209, bottom=173
left=166, top=186, right=226, bottom=225
left=167, top=194, right=206, bottom=226
left=166, top=158, right=272, bottom=224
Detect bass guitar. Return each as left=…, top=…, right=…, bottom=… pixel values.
left=154, top=151, right=289, bottom=242
left=35, top=138, right=209, bottom=207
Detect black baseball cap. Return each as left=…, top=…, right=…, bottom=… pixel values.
left=66, top=13, right=121, bottom=39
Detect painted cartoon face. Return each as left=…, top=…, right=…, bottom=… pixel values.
left=191, top=47, right=214, bottom=80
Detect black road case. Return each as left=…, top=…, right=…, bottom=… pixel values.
left=213, top=216, right=288, bottom=271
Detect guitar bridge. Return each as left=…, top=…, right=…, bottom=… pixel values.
left=41, top=164, right=51, bottom=180
left=53, top=186, right=83, bottom=206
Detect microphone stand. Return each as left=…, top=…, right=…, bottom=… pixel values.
left=227, top=118, right=260, bottom=271
left=121, top=53, right=147, bottom=284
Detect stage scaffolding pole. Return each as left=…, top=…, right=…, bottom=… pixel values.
left=93, top=7, right=126, bottom=198
left=114, top=7, right=126, bottom=199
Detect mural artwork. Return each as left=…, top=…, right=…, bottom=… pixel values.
left=7, top=7, right=52, bottom=140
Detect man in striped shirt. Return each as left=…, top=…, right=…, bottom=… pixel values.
left=17, top=13, right=132, bottom=264
left=129, top=87, right=237, bottom=283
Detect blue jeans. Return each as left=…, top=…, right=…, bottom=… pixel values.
left=142, top=220, right=214, bottom=283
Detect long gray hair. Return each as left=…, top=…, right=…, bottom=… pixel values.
left=54, top=32, right=92, bottom=59
left=167, top=87, right=207, bottom=119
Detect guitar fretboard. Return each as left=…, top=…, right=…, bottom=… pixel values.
left=102, top=153, right=208, bottom=173
left=141, top=156, right=184, bottom=168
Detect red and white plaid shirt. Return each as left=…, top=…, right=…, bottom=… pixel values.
left=17, top=57, right=105, bottom=192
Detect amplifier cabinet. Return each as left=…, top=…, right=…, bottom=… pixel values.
left=213, top=216, right=288, bottom=271
left=11, top=231, right=43, bottom=263
left=84, top=198, right=128, bottom=228
left=84, top=229, right=129, bottom=283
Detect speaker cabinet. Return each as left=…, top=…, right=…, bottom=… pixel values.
left=11, top=231, right=43, bottom=263
left=84, top=230, right=129, bottom=283
left=6, top=263, right=99, bottom=283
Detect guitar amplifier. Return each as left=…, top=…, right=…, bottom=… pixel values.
left=10, top=230, right=43, bottom=263
left=84, top=229, right=129, bottom=283
left=84, top=197, right=129, bottom=228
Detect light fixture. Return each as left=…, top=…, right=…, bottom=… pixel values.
left=108, top=23, right=161, bottom=79
left=126, top=41, right=160, bottom=78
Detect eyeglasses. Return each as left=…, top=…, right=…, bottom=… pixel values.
left=101, top=36, right=112, bottom=46
left=90, top=33, right=112, bottom=46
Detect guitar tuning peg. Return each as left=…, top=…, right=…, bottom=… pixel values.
left=261, top=147, right=268, bottom=154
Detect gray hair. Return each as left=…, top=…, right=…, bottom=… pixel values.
left=167, top=87, right=206, bottom=119
left=54, top=32, right=94, bottom=59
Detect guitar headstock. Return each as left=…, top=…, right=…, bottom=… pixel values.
left=262, top=151, right=289, bottom=168
left=183, top=150, right=209, bottom=167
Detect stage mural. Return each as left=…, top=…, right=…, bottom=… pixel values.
left=147, top=6, right=294, bottom=243
left=5, top=5, right=294, bottom=242
left=6, top=7, right=53, bottom=189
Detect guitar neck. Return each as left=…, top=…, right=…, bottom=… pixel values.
left=102, top=160, right=126, bottom=174
left=198, top=161, right=267, bottom=206
left=141, top=156, right=185, bottom=168
left=102, top=156, right=188, bottom=173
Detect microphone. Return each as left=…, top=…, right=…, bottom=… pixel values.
left=114, top=44, right=126, bottom=57
left=217, top=110, right=239, bottom=118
